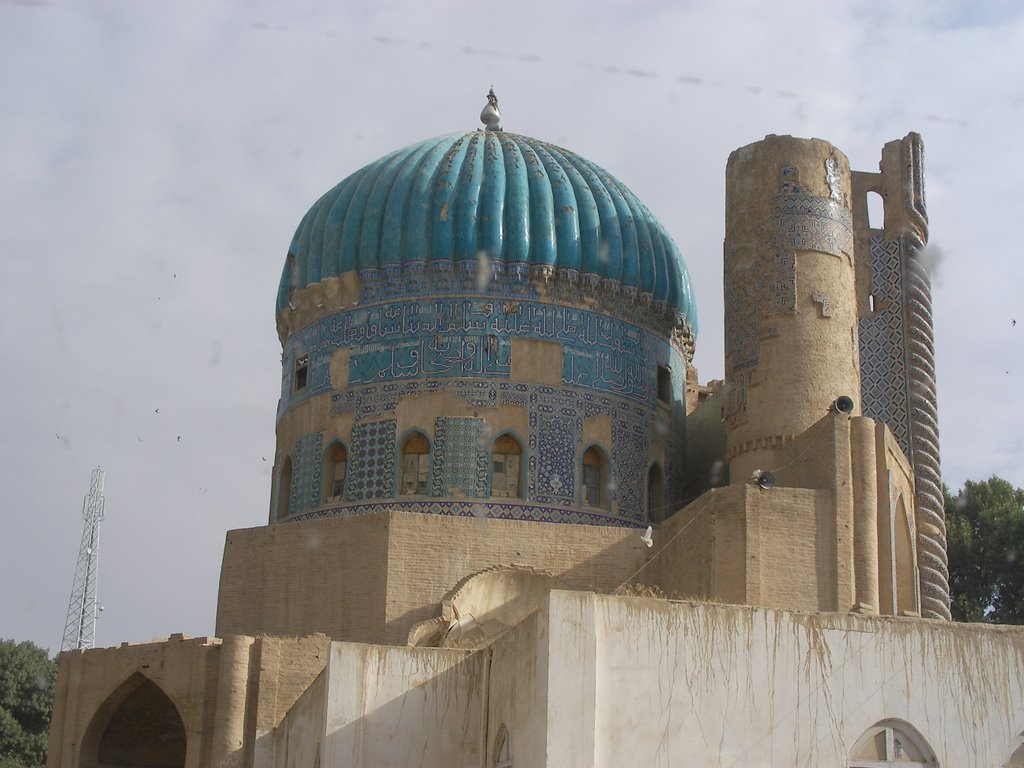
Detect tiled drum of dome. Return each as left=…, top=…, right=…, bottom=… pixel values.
left=282, top=299, right=660, bottom=412
left=344, top=420, right=397, bottom=501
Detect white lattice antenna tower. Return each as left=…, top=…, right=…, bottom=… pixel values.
left=61, top=467, right=106, bottom=652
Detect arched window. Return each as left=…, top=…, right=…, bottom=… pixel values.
left=325, top=442, right=347, bottom=501
left=647, top=462, right=665, bottom=523
left=582, top=445, right=608, bottom=508
left=400, top=432, right=431, bottom=496
left=278, top=456, right=293, bottom=519
left=493, top=724, right=512, bottom=768
left=492, top=434, right=523, bottom=498
left=850, top=721, right=936, bottom=767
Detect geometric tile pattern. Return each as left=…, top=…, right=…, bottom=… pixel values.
left=344, top=420, right=397, bottom=502
left=291, top=432, right=323, bottom=515
left=612, top=403, right=649, bottom=522
left=858, top=235, right=910, bottom=454
left=432, top=417, right=488, bottom=498
left=771, top=194, right=853, bottom=257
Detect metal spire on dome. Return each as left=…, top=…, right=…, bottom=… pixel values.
left=480, top=86, right=502, bottom=131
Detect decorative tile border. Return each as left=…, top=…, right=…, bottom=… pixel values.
left=281, top=297, right=676, bottom=415
left=284, top=498, right=646, bottom=528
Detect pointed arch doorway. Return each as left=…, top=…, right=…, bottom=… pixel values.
left=80, top=673, right=187, bottom=768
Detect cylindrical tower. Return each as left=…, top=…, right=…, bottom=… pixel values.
left=723, top=136, right=859, bottom=480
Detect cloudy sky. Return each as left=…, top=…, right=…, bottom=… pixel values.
left=2, top=0, right=1022, bottom=653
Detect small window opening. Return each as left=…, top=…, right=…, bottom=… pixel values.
left=867, top=190, right=884, bottom=230
left=400, top=432, right=431, bottom=495
left=657, top=365, right=673, bottom=405
left=327, top=443, right=347, bottom=500
left=582, top=446, right=607, bottom=507
left=492, top=434, right=523, bottom=498
left=294, top=354, right=309, bottom=391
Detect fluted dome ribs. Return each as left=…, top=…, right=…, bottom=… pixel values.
left=280, top=131, right=697, bottom=333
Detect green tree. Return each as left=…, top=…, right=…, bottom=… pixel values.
left=0, top=639, right=56, bottom=768
left=945, top=477, right=1024, bottom=624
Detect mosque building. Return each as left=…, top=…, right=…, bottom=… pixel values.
left=47, top=91, right=1024, bottom=767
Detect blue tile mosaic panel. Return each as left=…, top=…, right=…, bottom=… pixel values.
left=291, top=432, right=323, bottom=515
left=612, top=409, right=649, bottom=522
left=432, top=417, right=489, bottom=497
left=344, top=420, right=397, bottom=502
left=858, top=235, right=910, bottom=454
left=531, top=410, right=580, bottom=506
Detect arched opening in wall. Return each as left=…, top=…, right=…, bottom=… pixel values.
left=582, top=445, right=609, bottom=509
left=493, top=724, right=513, bottom=768
left=80, top=673, right=187, bottom=768
left=492, top=433, right=523, bottom=498
left=657, top=364, right=673, bottom=405
left=849, top=720, right=936, bottom=767
left=400, top=431, right=431, bottom=496
left=647, top=462, right=665, bottom=523
left=867, top=190, right=885, bottom=230
left=894, top=495, right=918, bottom=615
left=278, top=456, right=293, bottom=519
left=325, top=441, right=347, bottom=501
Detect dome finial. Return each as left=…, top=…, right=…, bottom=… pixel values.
left=480, top=86, right=502, bottom=131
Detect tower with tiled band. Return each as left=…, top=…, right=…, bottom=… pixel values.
left=723, top=135, right=860, bottom=482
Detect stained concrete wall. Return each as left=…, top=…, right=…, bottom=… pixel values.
left=271, top=670, right=326, bottom=768
left=318, top=643, right=485, bottom=767
left=532, top=591, right=1024, bottom=768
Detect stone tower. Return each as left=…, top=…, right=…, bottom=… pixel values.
left=723, top=135, right=859, bottom=482
left=719, top=133, right=949, bottom=620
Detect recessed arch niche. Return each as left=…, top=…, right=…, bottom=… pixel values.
left=79, top=672, right=187, bottom=768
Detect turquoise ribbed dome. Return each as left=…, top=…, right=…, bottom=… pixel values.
left=279, top=131, right=697, bottom=330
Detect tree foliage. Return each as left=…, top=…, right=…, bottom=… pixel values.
left=945, top=477, right=1024, bottom=624
left=0, top=639, right=56, bottom=768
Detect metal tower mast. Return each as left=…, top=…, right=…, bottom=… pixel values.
left=61, top=468, right=106, bottom=652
